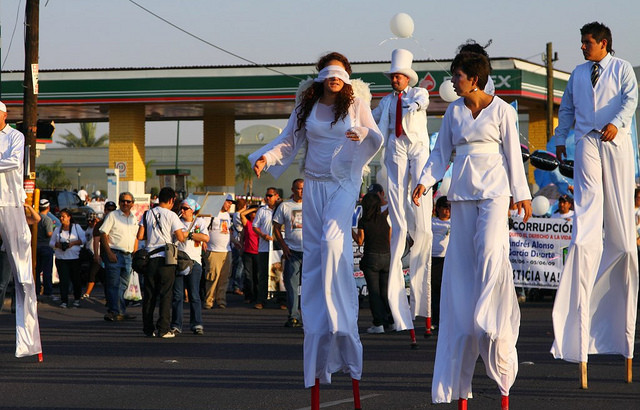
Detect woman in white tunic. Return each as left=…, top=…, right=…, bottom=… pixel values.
left=412, top=52, right=532, bottom=409
left=251, top=52, right=383, bottom=410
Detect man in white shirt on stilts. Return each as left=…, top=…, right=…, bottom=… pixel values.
left=0, top=101, right=42, bottom=359
left=551, top=21, right=639, bottom=388
left=372, top=49, right=432, bottom=344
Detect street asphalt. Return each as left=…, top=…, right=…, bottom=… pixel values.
left=1, top=288, right=639, bottom=410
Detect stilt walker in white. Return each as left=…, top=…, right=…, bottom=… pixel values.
left=250, top=52, right=383, bottom=410
left=413, top=52, right=532, bottom=409
left=0, top=101, right=42, bottom=359
left=371, top=49, right=432, bottom=345
left=551, top=21, right=639, bottom=388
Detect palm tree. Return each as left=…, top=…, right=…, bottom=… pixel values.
left=57, top=123, right=108, bottom=147
left=235, top=154, right=254, bottom=195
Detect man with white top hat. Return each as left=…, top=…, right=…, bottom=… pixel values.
left=0, top=100, right=42, bottom=358
left=371, top=49, right=432, bottom=342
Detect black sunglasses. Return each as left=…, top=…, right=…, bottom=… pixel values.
left=265, top=194, right=275, bottom=198
left=120, top=199, right=133, bottom=204
left=181, top=206, right=192, bottom=211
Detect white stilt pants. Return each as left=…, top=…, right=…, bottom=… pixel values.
left=301, top=178, right=362, bottom=387
left=551, top=133, right=639, bottom=363
left=0, top=206, right=42, bottom=358
left=385, top=135, right=432, bottom=330
left=432, top=197, right=519, bottom=403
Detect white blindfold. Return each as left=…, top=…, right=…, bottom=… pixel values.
left=314, top=65, right=351, bottom=85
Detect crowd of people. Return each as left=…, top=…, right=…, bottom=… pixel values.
left=1, top=20, right=637, bottom=410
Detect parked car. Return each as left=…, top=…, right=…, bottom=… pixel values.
left=39, top=190, right=96, bottom=229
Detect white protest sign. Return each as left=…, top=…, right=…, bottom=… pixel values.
left=509, top=216, right=573, bottom=289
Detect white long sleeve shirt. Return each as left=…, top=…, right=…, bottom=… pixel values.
left=419, top=96, right=531, bottom=203
left=555, top=53, right=638, bottom=144
left=0, top=124, right=27, bottom=206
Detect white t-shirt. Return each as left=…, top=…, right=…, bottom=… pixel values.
left=177, top=217, right=208, bottom=262
left=431, top=217, right=451, bottom=258
left=253, top=205, right=274, bottom=253
left=49, top=224, right=87, bottom=260
left=205, top=211, right=232, bottom=252
left=77, top=189, right=88, bottom=202
left=141, top=207, right=184, bottom=258
left=272, top=199, right=303, bottom=252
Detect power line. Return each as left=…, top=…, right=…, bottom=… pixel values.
left=1, top=0, right=23, bottom=70
left=127, top=0, right=304, bottom=81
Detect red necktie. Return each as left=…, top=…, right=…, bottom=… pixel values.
left=395, top=92, right=403, bottom=137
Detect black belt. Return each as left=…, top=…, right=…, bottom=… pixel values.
left=111, top=248, right=132, bottom=256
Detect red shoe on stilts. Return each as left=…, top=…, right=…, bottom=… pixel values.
left=37, top=353, right=43, bottom=362
left=501, top=395, right=509, bottom=410
left=458, top=398, right=467, bottom=410
left=409, top=329, right=418, bottom=349
left=311, top=378, right=319, bottom=410
left=352, top=378, right=361, bottom=410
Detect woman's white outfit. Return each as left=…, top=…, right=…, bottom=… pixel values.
left=249, top=95, right=383, bottom=387
left=418, top=96, right=531, bottom=403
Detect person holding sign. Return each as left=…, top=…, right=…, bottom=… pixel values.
left=551, top=22, right=638, bottom=388
left=412, top=52, right=532, bottom=409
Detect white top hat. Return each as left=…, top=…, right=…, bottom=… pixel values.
left=384, top=49, right=418, bottom=87
left=0, top=101, right=6, bottom=113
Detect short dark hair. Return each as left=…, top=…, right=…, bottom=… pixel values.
left=292, top=178, right=304, bottom=187
left=119, top=191, right=134, bottom=203
left=580, top=22, right=614, bottom=54
left=266, top=187, right=279, bottom=196
left=158, top=187, right=176, bottom=204
left=457, top=39, right=493, bottom=72
left=451, top=52, right=491, bottom=91
left=435, top=196, right=450, bottom=209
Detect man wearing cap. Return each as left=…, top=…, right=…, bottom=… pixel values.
left=0, top=100, right=42, bottom=358
left=203, top=194, right=234, bottom=309
left=371, top=49, right=433, bottom=334
left=36, top=199, right=56, bottom=298
left=553, top=195, right=574, bottom=219
left=171, top=198, right=209, bottom=335
left=252, top=187, right=280, bottom=310
left=100, top=193, right=139, bottom=321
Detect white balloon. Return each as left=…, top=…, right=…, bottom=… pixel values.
left=531, top=195, right=550, bottom=216
left=439, top=80, right=459, bottom=103
left=389, top=13, right=414, bottom=38
left=438, top=177, right=451, bottom=196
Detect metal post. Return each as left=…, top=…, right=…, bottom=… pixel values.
left=546, top=42, right=554, bottom=141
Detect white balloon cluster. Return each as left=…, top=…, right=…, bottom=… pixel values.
left=389, top=13, right=414, bottom=38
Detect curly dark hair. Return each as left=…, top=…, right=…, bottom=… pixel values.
left=296, top=52, right=355, bottom=132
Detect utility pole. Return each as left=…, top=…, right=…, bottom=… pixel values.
left=24, top=0, right=39, bottom=185
left=545, top=42, right=558, bottom=141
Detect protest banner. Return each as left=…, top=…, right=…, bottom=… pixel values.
left=509, top=216, right=573, bottom=289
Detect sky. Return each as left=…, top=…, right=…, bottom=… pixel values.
left=1, top=0, right=639, bottom=146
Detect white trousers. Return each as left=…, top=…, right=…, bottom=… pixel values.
left=300, top=178, right=362, bottom=387
left=551, top=134, right=639, bottom=363
left=385, top=135, right=432, bottom=330
left=432, top=197, right=519, bottom=403
left=0, top=206, right=42, bottom=358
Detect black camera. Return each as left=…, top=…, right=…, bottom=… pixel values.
left=60, top=242, right=70, bottom=251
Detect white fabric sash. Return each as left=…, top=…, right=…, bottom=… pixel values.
left=456, top=142, right=502, bottom=155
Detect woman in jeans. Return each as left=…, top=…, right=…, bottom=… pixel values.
left=49, top=209, right=86, bottom=308
left=354, top=192, right=393, bottom=334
